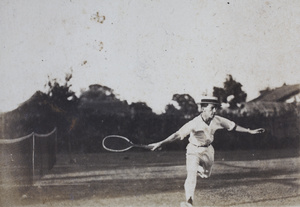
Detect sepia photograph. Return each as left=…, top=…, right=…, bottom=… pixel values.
left=0, top=0, right=299, bottom=206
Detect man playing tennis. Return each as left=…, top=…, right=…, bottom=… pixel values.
left=148, top=96, right=265, bottom=207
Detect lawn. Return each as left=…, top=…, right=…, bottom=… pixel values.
left=2, top=149, right=300, bottom=207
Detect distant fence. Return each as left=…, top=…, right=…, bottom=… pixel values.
left=0, top=128, right=57, bottom=190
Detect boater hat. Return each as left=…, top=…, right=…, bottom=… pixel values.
left=199, top=96, right=220, bottom=105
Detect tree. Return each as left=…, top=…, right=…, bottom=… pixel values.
left=45, top=72, right=79, bottom=154
left=46, top=73, right=78, bottom=112
left=213, top=75, right=247, bottom=108
left=130, top=102, right=153, bottom=117
left=165, top=94, right=199, bottom=119
left=80, top=84, right=117, bottom=101
left=78, top=84, right=130, bottom=116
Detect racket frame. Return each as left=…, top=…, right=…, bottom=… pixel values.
left=102, top=135, right=151, bottom=152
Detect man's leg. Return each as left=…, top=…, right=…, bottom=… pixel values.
left=184, top=153, right=200, bottom=204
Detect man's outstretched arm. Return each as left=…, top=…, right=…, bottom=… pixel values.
left=235, top=125, right=265, bottom=134
left=148, top=133, right=182, bottom=151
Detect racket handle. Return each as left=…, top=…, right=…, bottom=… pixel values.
left=143, top=145, right=154, bottom=150
left=134, top=144, right=153, bottom=150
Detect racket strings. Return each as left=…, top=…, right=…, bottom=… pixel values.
left=103, top=136, right=133, bottom=151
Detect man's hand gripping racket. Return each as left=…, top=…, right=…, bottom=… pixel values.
left=148, top=142, right=163, bottom=151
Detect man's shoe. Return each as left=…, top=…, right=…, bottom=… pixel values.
left=197, top=166, right=208, bottom=178
left=180, top=202, right=193, bottom=207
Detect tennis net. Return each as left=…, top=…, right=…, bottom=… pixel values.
left=0, top=128, right=57, bottom=189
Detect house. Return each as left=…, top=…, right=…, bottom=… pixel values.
left=221, top=84, right=300, bottom=117
left=250, top=84, right=300, bottom=103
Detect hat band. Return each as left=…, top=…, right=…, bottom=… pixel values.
left=200, top=99, right=220, bottom=104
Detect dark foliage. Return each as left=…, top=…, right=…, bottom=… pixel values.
left=165, top=94, right=199, bottom=119
left=1, top=76, right=299, bottom=153
left=213, top=75, right=247, bottom=108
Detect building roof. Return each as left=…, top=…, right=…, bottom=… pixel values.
left=250, top=84, right=300, bottom=102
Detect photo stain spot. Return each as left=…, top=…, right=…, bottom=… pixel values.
left=91, top=12, right=106, bottom=24
left=81, top=60, right=87, bottom=66
left=99, top=42, right=104, bottom=51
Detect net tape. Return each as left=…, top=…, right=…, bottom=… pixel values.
left=0, top=128, right=56, bottom=144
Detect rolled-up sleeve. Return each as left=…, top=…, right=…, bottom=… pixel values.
left=218, top=116, right=236, bottom=131
left=177, top=120, right=195, bottom=140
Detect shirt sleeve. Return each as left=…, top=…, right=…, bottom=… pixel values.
left=176, top=119, right=196, bottom=140
left=217, top=116, right=236, bottom=131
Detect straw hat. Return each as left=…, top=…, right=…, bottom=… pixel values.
left=198, top=96, right=220, bottom=105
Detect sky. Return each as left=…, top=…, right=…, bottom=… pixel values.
left=0, top=0, right=300, bottom=114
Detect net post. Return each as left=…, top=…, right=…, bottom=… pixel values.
left=1, top=113, right=5, bottom=139
left=55, top=127, right=57, bottom=163
left=32, top=133, right=35, bottom=183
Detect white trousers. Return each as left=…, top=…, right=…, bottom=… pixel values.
left=184, top=143, right=214, bottom=201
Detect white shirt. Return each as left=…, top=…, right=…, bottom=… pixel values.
left=177, top=114, right=236, bottom=146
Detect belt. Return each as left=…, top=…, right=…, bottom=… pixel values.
left=190, top=143, right=211, bottom=148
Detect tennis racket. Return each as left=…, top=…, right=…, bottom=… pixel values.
left=102, top=135, right=153, bottom=152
